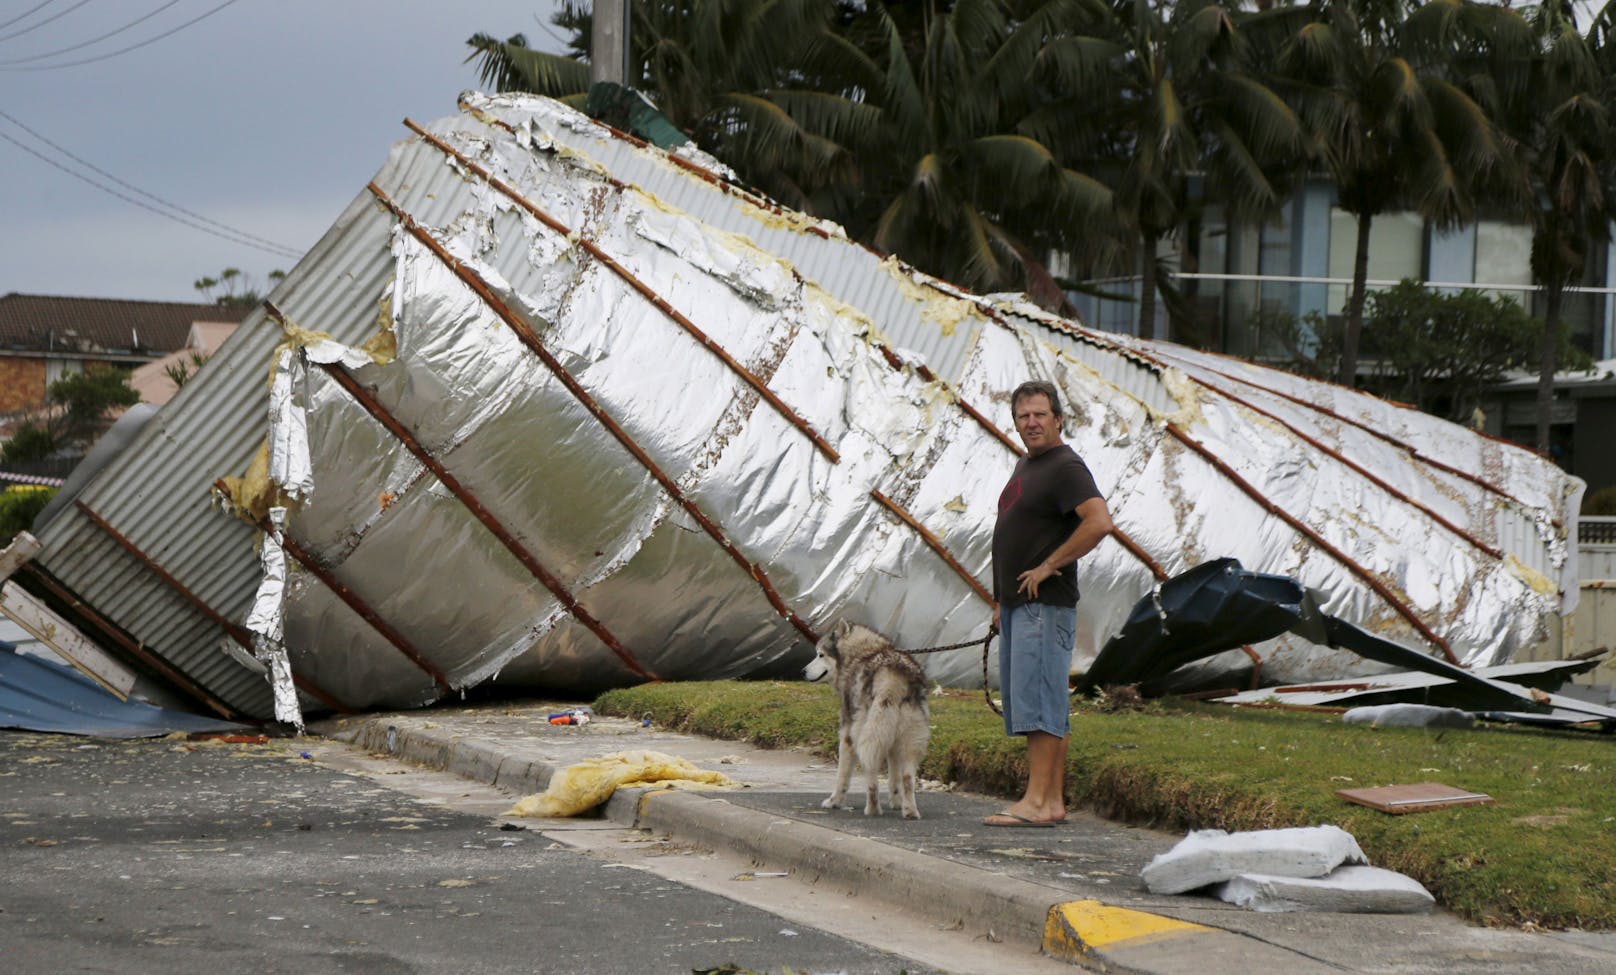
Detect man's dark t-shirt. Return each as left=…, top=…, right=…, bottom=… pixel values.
left=993, top=444, right=1103, bottom=609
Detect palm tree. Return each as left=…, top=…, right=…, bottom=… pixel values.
left=1035, top=0, right=1305, bottom=339
left=1256, top=0, right=1523, bottom=385
left=469, top=0, right=1118, bottom=307
left=1497, top=1, right=1615, bottom=453
left=815, top=0, right=1118, bottom=304
left=465, top=0, right=849, bottom=207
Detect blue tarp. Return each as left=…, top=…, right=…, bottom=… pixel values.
left=0, top=641, right=252, bottom=738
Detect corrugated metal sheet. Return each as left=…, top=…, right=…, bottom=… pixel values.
left=27, top=182, right=405, bottom=717
left=22, top=92, right=1585, bottom=720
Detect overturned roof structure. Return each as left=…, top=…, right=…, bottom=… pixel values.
left=12, top=93, right=1585, bottom=723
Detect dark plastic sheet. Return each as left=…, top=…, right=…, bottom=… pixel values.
left=1077, top=559, right=1616, bottom=728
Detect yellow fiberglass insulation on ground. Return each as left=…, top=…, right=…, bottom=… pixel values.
left=506, top=750, right=738, bottom=818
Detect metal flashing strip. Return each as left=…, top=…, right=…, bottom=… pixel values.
left=355, top=188, right=821, bottom=647
left=402, top=118, right=840, bottom=464
left=72, top=500, right=351, bottom=714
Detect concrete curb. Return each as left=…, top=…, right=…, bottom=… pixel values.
left=320, top=714, right=1342, bottom=973
left=623, top=787, right=1054, bottom=950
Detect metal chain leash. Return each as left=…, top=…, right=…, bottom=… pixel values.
left=899, top=626, right=1001, bottom=716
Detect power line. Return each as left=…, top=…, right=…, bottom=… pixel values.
left=0, top=0, right=245, bottom=71
left=0, top=120, right=303, bottom=260
left=0, top=1, right=186, bottom=66
left=0, top=107, right=302, bottom=256
left=0, top=0, right=93, bottom=45
left=0, top=2, right=59, bottom=34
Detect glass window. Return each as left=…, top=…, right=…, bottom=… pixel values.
left=1473, top=220, right=1533, bottom=303
left=1327, top=209, right=1424, bottom=313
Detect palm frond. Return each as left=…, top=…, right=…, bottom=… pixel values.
left=962, top=135, right=1061, bottom=207
left=1170, top=3, right=1238, bottom=66
left=1036, top=36, right=1126, bottom=97
left=1054, top=167, right=1118, bottom=227
left=959, top=206, right=1010, bottom=291
left=1202, top=118, right=1283, bottom=216
left=464, top=32, right=589, bottom=97
left=1215, top=74, right=1305, bottom=161
left=765, top=90, right=887, bottom=152
left=721, top=92, right=851, bottom=177
left=876, top=8, right=928, bottom=146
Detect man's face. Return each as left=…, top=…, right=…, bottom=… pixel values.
left=1013, top=393, right=1062, bottom=454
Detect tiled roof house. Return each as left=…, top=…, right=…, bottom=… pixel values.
left=0, top=293, right=248, bottom=415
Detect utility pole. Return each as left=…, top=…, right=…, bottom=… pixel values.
left=590, top=0, right=630, bottom=86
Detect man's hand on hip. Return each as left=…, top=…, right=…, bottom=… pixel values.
left=1016, top=563, right=1059, bottom=598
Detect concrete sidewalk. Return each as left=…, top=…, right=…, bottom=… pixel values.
left=315, top=702, right=1616, bottom=974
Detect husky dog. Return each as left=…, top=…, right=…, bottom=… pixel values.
left=803, top=620, right=930, bottom=819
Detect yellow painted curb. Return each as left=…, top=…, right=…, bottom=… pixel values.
left=1044, top=899, right=1213, bottom=963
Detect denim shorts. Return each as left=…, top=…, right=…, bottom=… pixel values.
left=999, top=601, right=1077, bottom=738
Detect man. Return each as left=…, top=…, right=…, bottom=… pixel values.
left=984, top=380, right=1113, bottom=828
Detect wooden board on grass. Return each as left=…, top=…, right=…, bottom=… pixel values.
left=1335, top=781, right=1494, bottom=814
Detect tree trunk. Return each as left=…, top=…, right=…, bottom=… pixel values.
left=1338, top=210, right=1373, bottom=386
left=1139, top=233, right=1158, bottom=341
left=1535, top=282, right=1562, bottom=457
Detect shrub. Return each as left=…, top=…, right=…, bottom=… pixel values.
left=0, top=423, right=57, bottom=465
left=0, top=485, right=57, bottom=546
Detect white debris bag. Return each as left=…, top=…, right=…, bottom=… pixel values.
left=1141, top=825, right=1367, bottom=894
left=1342, top=704, right=1475, bottom=729
left=1215, top=865, right=1435, bottom=914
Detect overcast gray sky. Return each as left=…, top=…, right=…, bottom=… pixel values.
left=1, top=1, right=567, bottom=303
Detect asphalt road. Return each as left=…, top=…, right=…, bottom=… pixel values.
left=0, top=730, right=940, bottom=975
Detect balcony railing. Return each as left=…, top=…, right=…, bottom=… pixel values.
left=1582, top=517, right=1616, bottom=546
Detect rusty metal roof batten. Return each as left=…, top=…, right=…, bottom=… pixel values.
left=262, top=301, right=657, bottom=681
left=276, top=529, right=456, bottom=694
left=870, top=341, right=1024, bottom=456
left=1005, top=304, right=1536, bottom=519
left=1162, top=428, right=1459, bottom=664
left=869, top=490, right=994, bottom=606
left=1179, top=375, right=1505, bottom=561
left=1043, top=322, right=1521, bottom=556
left=17, top=562, right=245, bottom=720
left=355, top=189, right=820, bottom=647
left=72, top=499, right=352, bottom=714
left=1165, top=356, right=1532, bottom=511
left=401, top=118, right=840, bottom=464
left=217, top=484, right=455, bottom=696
